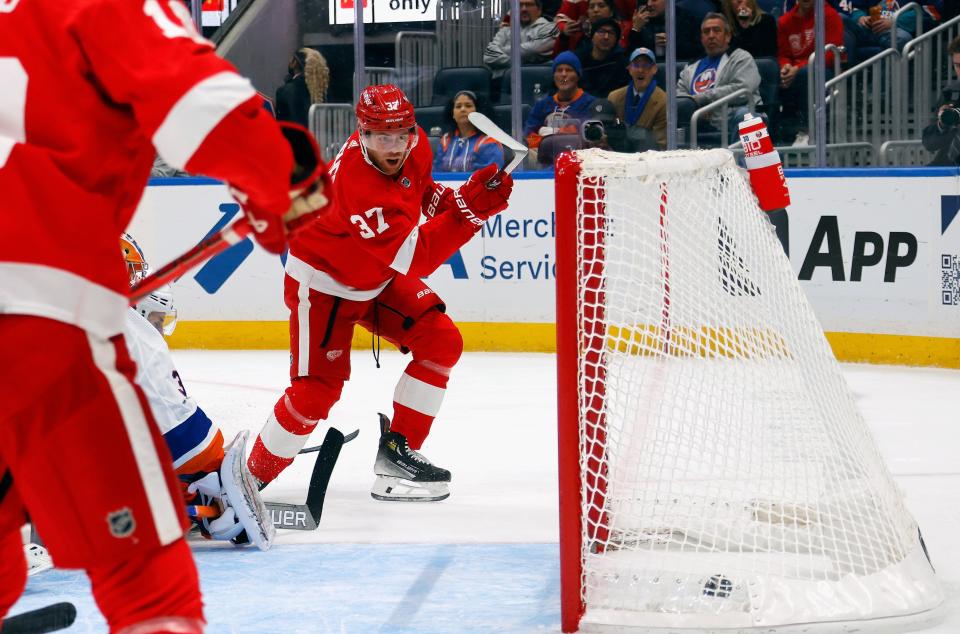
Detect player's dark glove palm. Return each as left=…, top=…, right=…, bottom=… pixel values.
left=453, top=164, right=513, bottom=228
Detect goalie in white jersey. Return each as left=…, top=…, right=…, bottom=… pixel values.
left=121, top=234, right=272, bottom=548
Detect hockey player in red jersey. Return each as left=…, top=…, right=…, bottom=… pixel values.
left=0, top=1, right=329, bottom=632
left=247, top=84, right=514, bottom=501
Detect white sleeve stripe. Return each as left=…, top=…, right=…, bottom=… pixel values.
left=393, top=373, right=446, bottom=417
left=389, top=226, right=420, bottom=275
left=87, top=334, right=183, bottom=546
left=296, top=280, right=312, bottom=377
left=152, top=71, right=256, bottom=169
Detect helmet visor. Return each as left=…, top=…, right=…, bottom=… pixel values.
left=361, top=129, right=414, bottom=152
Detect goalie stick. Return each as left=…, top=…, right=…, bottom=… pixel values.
left=2, top=602, right=76, bottom=634
left=466, top=112, right=528, bottom=185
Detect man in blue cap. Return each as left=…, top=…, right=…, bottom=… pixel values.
left=524, top=51, right=598, bottom=158
left=607, top=47, right=667, bottom=149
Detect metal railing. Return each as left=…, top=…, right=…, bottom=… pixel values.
left=731, top=142, right=874, bottom=167
left=395, top=31, right=439, bottom=107
left=358, top=67, right=399, bottom=89
left=901, top=14, right=960, bottom=139
left=308, top=103, right=355, bottom=160
left=879, top=139, right=932, bottom=165
left=436, top=0, right=503, bottom=68
left=823, top=48, right=901, bottom=151
left=889, top=2, right=924, bottom=51
left=689, top=88, right=748, bottom=149
left=805, top=43, right=845, bottom=147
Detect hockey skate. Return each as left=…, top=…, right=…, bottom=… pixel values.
left=24, top=542, right=53, bottom=576
left=371, top=413, right=450, bottom=502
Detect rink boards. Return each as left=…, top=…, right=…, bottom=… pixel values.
left=130, top=167, right=960, bottom=366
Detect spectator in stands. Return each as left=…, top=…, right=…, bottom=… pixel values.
left=724, top=0, right=778, bottom=58
left=922, top=36, right=960, bottom=165
left=777, top=0, right=842, bottom=144
left=275, top=48, right=329, bottom=128
left=525, top=51, right=598, bottom=161
left=627, top=0, right=704, bottom=61
left=607, top=47, right=668, bottom=148
left=554, top=0, right=632, bottom=54
left=555, top=0, right=637, bottom=45
left=677, top=12, right=762, bottom=140
left=433, top=91, right=506, bottom=172
left=484, top=0, right=558, bottom=78
left=576, top=18, right=632, bottom=95
left=847, top=0, right=918, bottom=52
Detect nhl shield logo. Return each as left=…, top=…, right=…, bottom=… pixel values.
left=400, top=177, right=411, bottom=188
left=107, top=508, right=136, bottom=538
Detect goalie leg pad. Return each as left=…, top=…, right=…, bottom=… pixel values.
left=220, top=431, right=275, bottom=551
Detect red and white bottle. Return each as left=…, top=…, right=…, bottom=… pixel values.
left=737, top=113, right=790, bottom=211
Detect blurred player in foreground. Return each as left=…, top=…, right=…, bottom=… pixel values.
left=248, top=85, right=514, bottom=502
left=0, top=1, right=328, bottom=631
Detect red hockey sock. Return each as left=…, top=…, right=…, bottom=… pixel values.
left=248, top=377, right=343, bottom=484
left=390, top=360, right=451, bottom=449
left=88, top=538, right=203, bottom=633
left=248, top=396, right=316, bottom=484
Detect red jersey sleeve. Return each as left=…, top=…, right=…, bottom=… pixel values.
left=71, top=0, right=292, bottom=215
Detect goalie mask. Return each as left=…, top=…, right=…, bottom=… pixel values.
left=356, top=84, right=418, bottom=175
left=136, top=284, right=178, bottom=336
left=120, top=232, right=149, bottom=286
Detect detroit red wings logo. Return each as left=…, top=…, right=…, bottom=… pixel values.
left=693, top=68, right=717, bottom=94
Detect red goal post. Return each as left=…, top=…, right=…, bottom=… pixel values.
left=554, top=148, right=942, bottom=633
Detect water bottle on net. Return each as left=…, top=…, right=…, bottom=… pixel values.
left=737, top=113, right=790, bottom=211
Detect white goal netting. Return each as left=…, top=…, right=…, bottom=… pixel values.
left=565, top=149, right=941, bottom=632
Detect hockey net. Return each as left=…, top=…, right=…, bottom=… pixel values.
left=554, top=149, right=942, bottom=633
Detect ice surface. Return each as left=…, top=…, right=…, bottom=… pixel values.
left=8, top=352, right=960, bottom=632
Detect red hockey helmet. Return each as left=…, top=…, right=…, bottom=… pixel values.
left=356, top=84, right=416, bottom=132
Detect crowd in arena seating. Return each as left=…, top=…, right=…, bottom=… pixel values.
left=445, top=0, right=954, bottom=166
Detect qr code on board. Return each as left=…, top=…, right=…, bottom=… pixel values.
left=941, top=254, right=960, bottom=305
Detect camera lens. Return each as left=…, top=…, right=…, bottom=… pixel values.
left=942, top=107, right=960, bottom=127
left=584, top=123, right=604, bottom=142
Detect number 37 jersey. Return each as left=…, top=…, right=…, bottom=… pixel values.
left=287, top=128, right=447, bottom=299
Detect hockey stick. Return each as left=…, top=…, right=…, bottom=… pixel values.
left=2, top=602, right=77, bottom=634
left=467, top=112, right=529, bottom=184
left=185, top=428, right=358, bottom=527
left=129, top=219, right=252, bottom=303
left=264, top=427, right=348, bottom=531
left=299, top=428, right=358, bottom=454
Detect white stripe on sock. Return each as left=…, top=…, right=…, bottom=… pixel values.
left=393, top=373, right=445, bottom=417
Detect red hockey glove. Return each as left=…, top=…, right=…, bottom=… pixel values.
left=241, top=122, right=331, bottom=254
left=452, top=164, right=513, bottom=228
left=423, top=182, right=454, bottom=218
